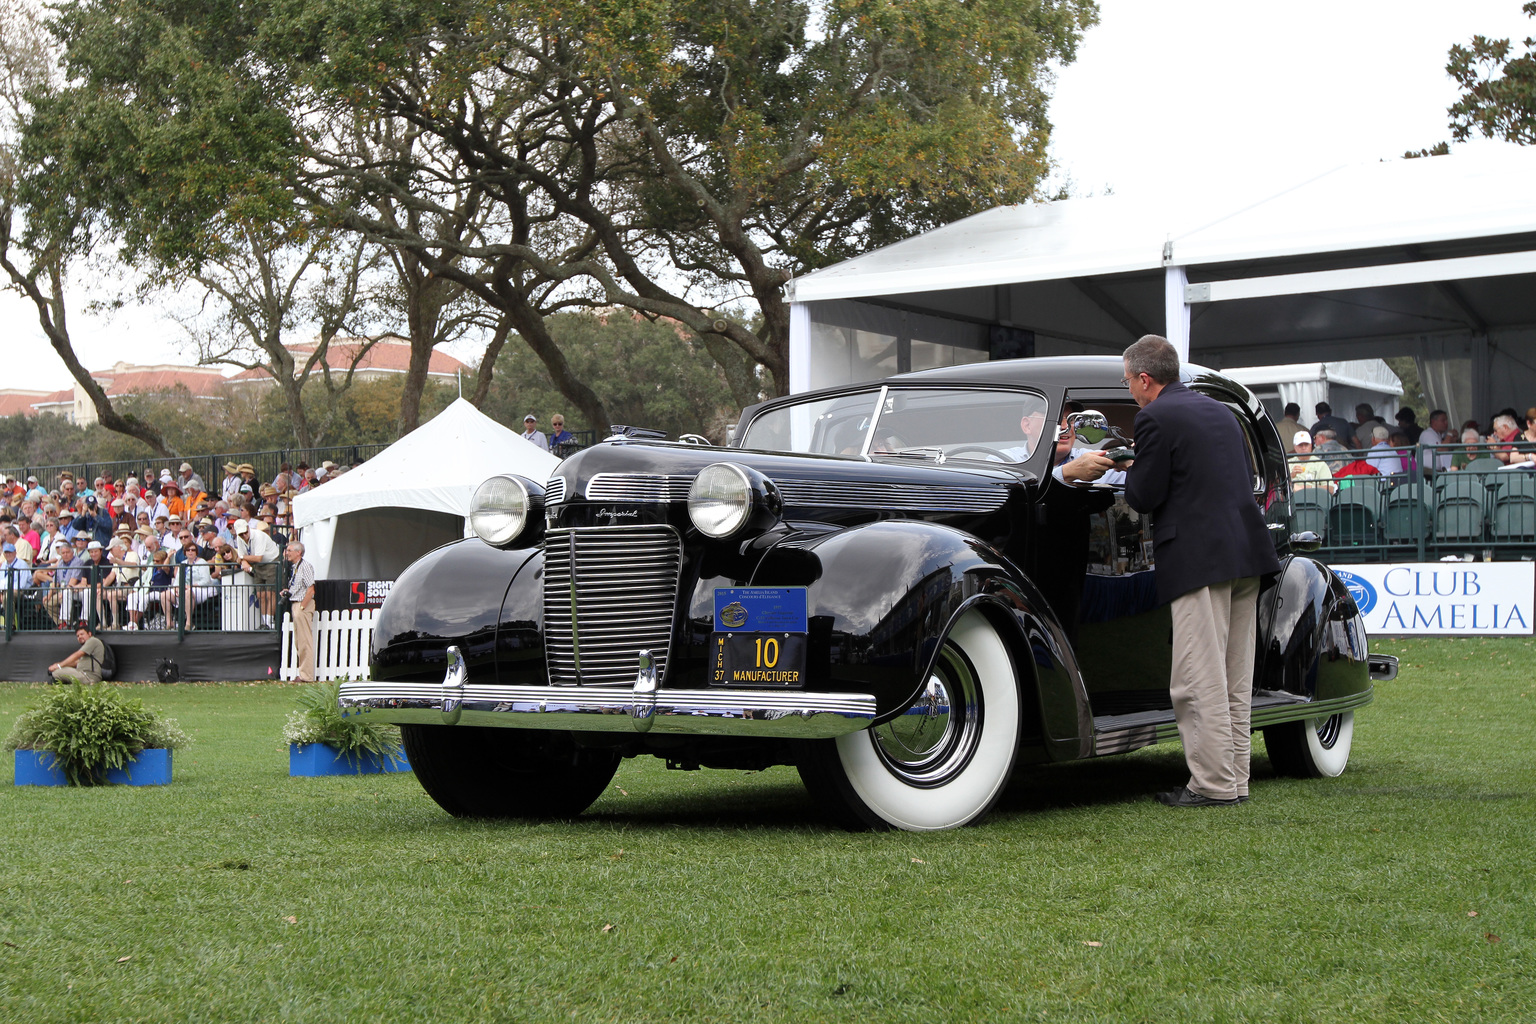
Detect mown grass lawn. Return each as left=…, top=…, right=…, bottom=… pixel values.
left=1, top=638, right=1532, bottom=1023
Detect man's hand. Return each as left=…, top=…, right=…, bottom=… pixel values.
left=1060, top=450, right=1119, bottom=484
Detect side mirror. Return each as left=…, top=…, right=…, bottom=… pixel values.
left=1065, top=410, right=1113, bottom=445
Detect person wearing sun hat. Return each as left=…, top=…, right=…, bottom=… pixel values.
left=220, top=462, right=241, bottom=503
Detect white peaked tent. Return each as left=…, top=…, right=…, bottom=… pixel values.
left=293, top=398, right=561, bottom=579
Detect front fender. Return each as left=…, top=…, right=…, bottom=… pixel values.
left=750, top=521, right=1092, bottom=760
left=1258, top=554, right=1370, bottom=701
left=371, top=538, right=538, bottom=683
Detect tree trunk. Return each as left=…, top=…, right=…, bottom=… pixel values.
left=501, top=290, right=610, bottom=432
left=0, top=256, right=178, bottom=456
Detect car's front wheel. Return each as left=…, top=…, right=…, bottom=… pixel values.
left=797, top=610, right=1020, bottom=831
left=401, top=724, right=620, bottom=818
left=1263, top=711, right=1354, bottom=778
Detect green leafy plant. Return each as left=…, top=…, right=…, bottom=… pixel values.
left=281, top=682, right=402, bottom=761
left=2, top=684, right=190, bottom=786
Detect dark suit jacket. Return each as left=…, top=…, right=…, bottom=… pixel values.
left=1125, top=382, right=1280, bottom=605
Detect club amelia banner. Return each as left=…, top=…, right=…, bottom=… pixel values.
left=1331, top=562, right=1535, bottom=636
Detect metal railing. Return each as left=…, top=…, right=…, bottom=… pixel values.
left=3, top=561, right=283, bottom=638
left=1288, top=441, right=1536, bottom=563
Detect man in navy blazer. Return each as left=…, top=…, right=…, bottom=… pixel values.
left=1122, top=336, right=1280, bottom=808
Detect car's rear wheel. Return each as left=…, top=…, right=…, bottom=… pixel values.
left=401, top=724, right=620, bottom=818
left=797, top=610, right=1020, bottom=831
left=1263, top=711, right=1354, bottom=778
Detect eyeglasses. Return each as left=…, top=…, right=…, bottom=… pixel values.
left=1121, top=373, right=1144, bottom=387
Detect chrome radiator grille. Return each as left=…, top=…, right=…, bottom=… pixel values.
left=543, top=525, right=683, bottom=687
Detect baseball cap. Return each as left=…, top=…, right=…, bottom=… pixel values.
left=180, top=462, right=193, bottom=472
left=2, top=543, right=14, bottom=553
left=231, top=520, right=249, bottom=534
left=314, top=468, right=327, bottom=480
left=1293, top=430, right=1313, bottom=446
left=524, top=413, right=537, bottom=422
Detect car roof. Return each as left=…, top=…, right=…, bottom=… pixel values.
left=893, top=354, right=1130, bottom=389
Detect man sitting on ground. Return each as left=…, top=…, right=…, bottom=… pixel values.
left=48, top=622, right=107, bottom=684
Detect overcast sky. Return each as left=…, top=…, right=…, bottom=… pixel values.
left=5, top=0, right=1533, bottom=392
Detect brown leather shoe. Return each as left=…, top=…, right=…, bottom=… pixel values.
left=1155, top=785, right=1241, bottom=807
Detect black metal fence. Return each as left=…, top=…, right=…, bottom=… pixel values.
left=3, top=562, right=281, bottom=639
left=1288, top=442, right=1536, bottom=563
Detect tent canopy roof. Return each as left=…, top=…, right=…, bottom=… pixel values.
left=790, top=148, right=1536, bottom=305
left=293, top=398, right=559, bottom=528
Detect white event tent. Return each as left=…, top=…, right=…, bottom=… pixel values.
left=787, top=148, right=1536, bottom=428
left=293, top=398, right=560, bottom=579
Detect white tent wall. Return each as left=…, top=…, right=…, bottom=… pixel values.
left=325, top=507, right=464, bottom=579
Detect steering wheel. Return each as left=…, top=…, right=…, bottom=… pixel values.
left=944, top=445, right=1013, bottom=462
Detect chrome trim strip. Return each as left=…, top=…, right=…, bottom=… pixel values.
left=339, top=679, right=877, bottom=739
left=585, top=473, right=692, bottom=502
left=545, top=477, right=567, bottom=506
left=581, top=471, right=1006, bottom=514
left=1090, top=688, right=1375, bottom=756
left=776, top=480, right=1007, bottom=513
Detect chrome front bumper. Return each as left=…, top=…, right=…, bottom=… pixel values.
left=339, top=647, right=877, bottom=739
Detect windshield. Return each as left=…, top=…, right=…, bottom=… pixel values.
left=739, top=386, right=1052, bottom=463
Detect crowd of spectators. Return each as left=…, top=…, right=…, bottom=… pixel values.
left=1286, top=400, right=1536, bottom=493
left=0, top=456, right=351, bottom=632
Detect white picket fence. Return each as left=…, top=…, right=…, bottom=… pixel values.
left=280, top=608, right=379, bottom=681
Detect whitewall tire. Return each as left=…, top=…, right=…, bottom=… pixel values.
left=1264, top=711, right=1354, bottom=779
left=798, top=610, right=1020, bottom=831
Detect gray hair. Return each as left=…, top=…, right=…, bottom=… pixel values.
left=1493, top=414, right=1518, bottom=434
left=287, top=541, right=305, bottom=555
left=1123, top=335, right=1180, bottom=385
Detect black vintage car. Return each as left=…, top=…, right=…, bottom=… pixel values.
left=341, top=356, right=1396, bottom=830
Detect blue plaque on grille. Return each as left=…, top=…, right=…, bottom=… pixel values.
left=713, top=588, right=808, bottom=632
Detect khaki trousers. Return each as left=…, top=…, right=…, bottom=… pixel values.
left=1169, top=576, right=1260, bottom=801
left=293, top=598, right=317, bottom=682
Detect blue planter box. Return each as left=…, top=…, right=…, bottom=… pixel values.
left=289, top=743, right=410, bottom=776
left=14, top=747, right=172, bottom=786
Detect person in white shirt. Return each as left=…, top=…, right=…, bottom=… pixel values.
left=1419, top=409, right=1451, bottom=471
left=521, top=413, right=550, bottom=451
left=232, top=519, right=282, bottom=629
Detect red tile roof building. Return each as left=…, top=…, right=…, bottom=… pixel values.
left=8, top=338, right=468, bottom=424
left=226, top=336, right=469, bottom=386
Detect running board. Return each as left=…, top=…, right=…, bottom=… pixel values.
left=1090, top=689, right=1372, bottom=756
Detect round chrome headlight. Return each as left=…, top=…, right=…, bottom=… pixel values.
left=470, top=475, right=543, bottom=547
left=688, top=463, right=780, bottom=539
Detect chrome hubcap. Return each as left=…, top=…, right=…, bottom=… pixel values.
left=1314, top=714, right=1343, bottom=749
left=872, top=643, right=982, bottom=786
